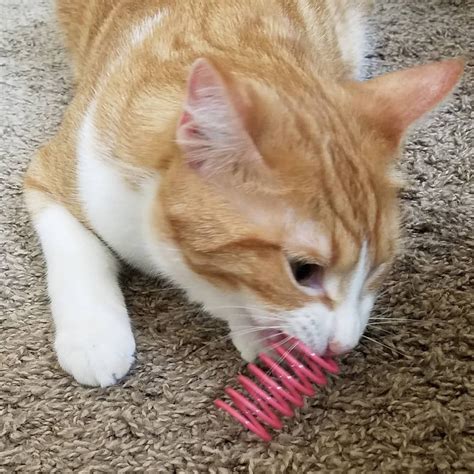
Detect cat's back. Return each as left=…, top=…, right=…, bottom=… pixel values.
left=57, top=0, right=371, bottom=84
left=56, top=0, right=117, bottom=74
left=41, top=0, right=371, bottom=211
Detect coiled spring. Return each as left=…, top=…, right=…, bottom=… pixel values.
left=215, top=337, right=339, bottom=441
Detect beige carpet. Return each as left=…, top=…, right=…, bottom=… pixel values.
left=1, top=0, right=473, bottom=471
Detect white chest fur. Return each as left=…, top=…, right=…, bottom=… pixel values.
left=77, top=102, right=158, bottom=274
left=76, top=101, right=241, bottom=317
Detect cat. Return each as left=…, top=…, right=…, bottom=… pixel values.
left=24, top=0, right=463, bottom=387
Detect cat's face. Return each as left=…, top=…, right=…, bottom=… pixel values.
left=157, top=58, right=462, bottom=356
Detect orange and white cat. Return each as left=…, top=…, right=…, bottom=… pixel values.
left=24, top=0, right=463, bottom=387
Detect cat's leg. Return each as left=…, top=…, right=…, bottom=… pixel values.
left=26, top=191, right=135, bottom=387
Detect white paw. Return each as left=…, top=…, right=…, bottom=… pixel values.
left=54, top=313, right=136, bottom=387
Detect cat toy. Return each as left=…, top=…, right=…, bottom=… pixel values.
left=215, top=335, right=339, bottom=441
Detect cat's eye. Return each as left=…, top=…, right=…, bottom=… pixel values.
left=289, top=259, right=324, bottom=290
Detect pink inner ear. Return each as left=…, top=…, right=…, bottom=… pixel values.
left=179, top=111, right=205, bottom=139
left=186, top=156, right=205, bottom=171
left=179, top=110, right=192, bottom=127
left=177, top=57, right=237, bottom=148
left=187, top=58, right=226, bottom=104
left=176, top=58, right=267, bottom=181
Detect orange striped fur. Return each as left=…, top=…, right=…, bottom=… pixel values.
left=24, top=0, right=463, bottom=385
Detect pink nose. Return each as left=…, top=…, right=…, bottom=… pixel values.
left=328, top=341, right=351, bottom=355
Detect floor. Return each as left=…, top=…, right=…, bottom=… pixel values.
left=1, top=0, right=472, bottom=471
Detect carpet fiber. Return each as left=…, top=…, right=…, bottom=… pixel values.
left=1, top=0, right=473, bottom=471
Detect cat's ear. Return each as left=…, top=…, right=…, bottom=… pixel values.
left=176, top=58, right=264, bottom=181
left=357, top=59, right=464, bottom=143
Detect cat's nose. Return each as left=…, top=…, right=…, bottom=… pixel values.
left=327, top=341, right=351, bottom=355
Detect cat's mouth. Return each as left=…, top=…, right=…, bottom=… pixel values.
left=260, top=329, right=336, bottom=358
left=260, top=328, right=319, bottom=352
left=260, top=328, right=286, bottom=348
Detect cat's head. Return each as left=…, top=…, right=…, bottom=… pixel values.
left=156, top=58, right=463, bottom=356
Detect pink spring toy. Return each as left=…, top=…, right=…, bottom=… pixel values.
left=215, top=336, right=340, bottom=441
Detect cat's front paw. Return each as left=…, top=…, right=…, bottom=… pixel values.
left=54, top=313, right=136, bottom=387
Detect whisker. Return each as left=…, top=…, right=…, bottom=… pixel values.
left=226, top=326, right=283, bottom=337
left=264, top=337, right=296, bottom=378
left=370, top=313, right=396, bottom=320
left=183, top=326, right=284, bottom=360
left=362, top=335, right=409, bottom=358
left=273, top=339, right=299, bottom=374
left=371, top=308, right=395, bottom=316
left=248, top=332, right=287, bottom=352
left=204, top=305, right=287, bottom=322
left=231, top=313, right=287, bottom=323
left=368, top=322, right=420, bottom=328
left=213, top=325, right=278, bottom=339
left=369, top=317, right=418, bottom=322
left=141, top=290, right=288, bottom=324
left=366, top=326, right=396, bottom=336
left=375, top=288, right=391, bottom=299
